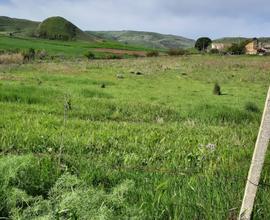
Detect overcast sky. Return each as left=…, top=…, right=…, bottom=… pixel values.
left=1, top=0, right=270, bottom=39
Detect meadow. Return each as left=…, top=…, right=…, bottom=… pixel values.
left=0, top=35, right=151, bottom=58
left=0, top=55, right=270, bottom=219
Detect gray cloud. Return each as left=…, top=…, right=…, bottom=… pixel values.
left=1, top=0, right=270, bottom=39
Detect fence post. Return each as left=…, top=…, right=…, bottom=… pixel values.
left=239, top=87, right=270, bottom=220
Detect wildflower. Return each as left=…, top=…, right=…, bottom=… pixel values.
left=205, top=143, right=216, bottom=151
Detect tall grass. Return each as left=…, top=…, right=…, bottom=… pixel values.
left=0, top=55, right=269, bottom=219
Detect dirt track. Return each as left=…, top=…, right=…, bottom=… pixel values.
left=94, top=48, right=147, bottom=56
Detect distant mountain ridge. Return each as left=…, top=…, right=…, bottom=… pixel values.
left=214, top=37, right=270, bottom=44
left=87, top=30, right=195, bottom=49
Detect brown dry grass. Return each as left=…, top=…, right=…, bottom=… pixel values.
left=0, top=53, right=24, bottom=64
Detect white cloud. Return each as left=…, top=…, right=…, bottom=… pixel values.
left=1, top=0, right=270, bottom=39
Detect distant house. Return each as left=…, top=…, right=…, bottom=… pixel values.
left=245, top=38, right=260, bottom=55
left=211, top=43, right=231, bottom=52
left=262, top=44, right=270, bottom=53
left=245, top=38, right=270, bottom=55
left=211, top=38, right=270, bottom=55
left=211, top=43, right=225, bottom=50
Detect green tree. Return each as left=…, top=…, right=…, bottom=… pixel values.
left=227, top=41, right=247, bottom=55
left=195, top=37, right=212, bottom=51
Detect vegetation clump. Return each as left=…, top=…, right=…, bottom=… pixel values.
left=167, top=48, right=188, bottom=56
left=227, top=42, right=247, bottom=55
left=245, top=102, right=260, bottom=113
left=209, top=48, right=220, bottom=54
left=146, top=50, right=159, bottom=57
left=85, top=51, right=95, bottom=60
left=213, top=83, right=221, bottom=95
left=22, top=48, right=35, bottom=62
left=36, top=50, right=48, bottom=60
left=106, top=54, right=123, bottom=59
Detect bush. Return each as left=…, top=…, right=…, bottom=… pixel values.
left=167, top=48, right=187, bottom=56
left=227, top=42, right=246, bottom=55
left=36, top=50, right=48, bottom=60
left=85, top=51, right=95, bottom=60
left=209, top=49, right=219, bottom=54
left=106, top=54, right=123, bottom=59
left=146, top=51, right=159, bottom=57
left=22, top=48, right=35, bottom=62
left=213, top=83, right=221, bottom=95
left=245, top=102, right=260, bottom=113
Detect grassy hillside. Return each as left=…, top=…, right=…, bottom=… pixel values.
left=0, top=35, right=151, bottom=58
left=0, top=55, right=270, bottom=219
left=36, top=16, right=96, bottom=41
left=0, top=16, right=39, bottom=36
left=88, top=30, right=195, bottom=49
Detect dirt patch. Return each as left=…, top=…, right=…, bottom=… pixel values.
left=94, top=48, right=147, bottom=57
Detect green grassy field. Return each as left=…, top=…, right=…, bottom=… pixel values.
left=0, top=35, right=151, bottom=58
left=0, top=55, right=270, bottom=219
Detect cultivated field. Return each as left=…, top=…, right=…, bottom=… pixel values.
left=0, top=55, right=270, bottom=219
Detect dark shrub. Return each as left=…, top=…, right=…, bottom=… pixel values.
left=85, top=51, right=95, bottom=60
left=146, top=51, right=159, bottom=57
left=213, top=83, right=221, bottom=95
left=167, top=48, right=187, bottom=56
left=106, top=54, right=123, bottom=59
left=22, top=48, right=35, bottom=62
left=28, top=48, right=35, bottom=59
left=36, top=50, right=48, bottom=60
left=132, top=53, right=142, bottom=58
left=227, top=42, right=247, bottom=55
left=245, top=102, right=260, bottom=113
left=209, top=49, right=219, bottom=54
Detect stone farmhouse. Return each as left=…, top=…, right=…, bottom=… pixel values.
left=245, top=38, right=270, bottom=55
left=211, top=43, right=231, bottom=52
left=211, top=38, right=270, bottom=55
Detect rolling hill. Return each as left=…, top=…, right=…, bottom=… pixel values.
left=1, top=16, right=194, bottom=48
left=0, top=16, right=39, bottom=36
left=87, top=30, right=195, bottom=49
left=0, top=16, right=97, bottom=42
left=36, top=16, right=96, bottom=41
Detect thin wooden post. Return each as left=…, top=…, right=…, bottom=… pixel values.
left=239, top=87, right=270, bottom=220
